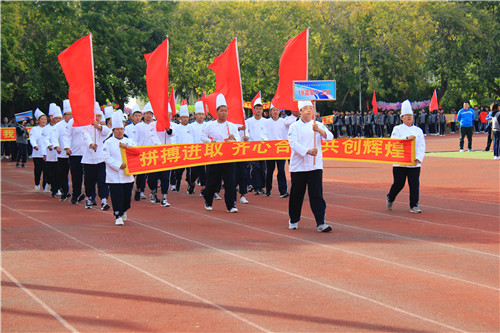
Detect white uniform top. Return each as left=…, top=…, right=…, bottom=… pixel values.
left=245, top=116, right=268, bottom=141
left=45, top=124, right=58, bottom=162
left=102, top=135, right=135, bottom=184
left=390, top=123, right=425, bottom=168
left=52, top=119, right=71, bottom=159
left=135, top=121, right=161, bottom=146
left=201, top=120, right=241, bottom=143
left=288, top=119, right=333, bottom=172
left=81, top=124, right=111, bottom=164
left=167, top=122, right=179, bottom=144
left=175, top=123, right=193, bottom=144
left=29, top=125, right=47, bottom=158
left=189, top=121, right=206, bottom=143
left=124, top=123, right=138, bottom=145
left=266, top=117, right=288, bottom=141
left=156, top=122, right=175, bottom=145
left=63, top=118, right=85, bottom=156
left=284, top=114, right=299, bottom=131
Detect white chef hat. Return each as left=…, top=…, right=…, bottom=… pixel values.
left=104, top=106, right=114, bottom=119
left=253, top=97, right=262, bottom=107
left=401, top=100, right=413, bottom=116
left=94, top=102, right=104, bottom=117
left=62, top=99, right=72, bottom=114
left=216, top=93, right=227, bottom=109
left=194, top=101, right=204, bottom=114
left=52, top=106, right=62, bottom=118
left=298, top=100, right=313, bottom=110
left=131, top=104, right=142, bottom=114
left=34, top=108, right=45, bottom=120
left=142, top=101, right=154, bottom=115
left=48, top=103, right=58, bottom=116
left=111, top=110, right=125, bottom=129
left=179, top=104, right=189, bottom=117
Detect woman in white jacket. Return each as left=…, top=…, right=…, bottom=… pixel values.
left=102, top=111, right=135, bottom=226
left=30, top=109, right=48, bottom=191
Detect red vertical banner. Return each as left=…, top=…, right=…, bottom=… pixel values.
left=169, top=87, right=176, bottom=116
left=372, top=91, right=378, bottom=114
left=145, top=37, right=170, bottom=131
left=429, top=89, right=439, bottom=111
left=58, top=34, right=95, bottom=127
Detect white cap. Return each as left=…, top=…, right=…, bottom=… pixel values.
left=34, top=108, right=45, bottom=120
left=298, top=100, right=313, bottom=110
left=48, top=103, right=58, bottom=116
left=216, top=93, right=227, bottom=109
left=104, top=106, right=114, bottom=119
left=142, top=101, right=154, bottom=115
left=94, top=101, right=101, bottom=113
left=194, top=101, right=204, bottom=114
left=62, top=99, right=72, bottom=114
left=111, top=110, right=125, bottom=129
left=253, top=97, right=262, bottom=107
left=179, top=104, right=189, bottom=117
left=132, top=104, right=141, bottom=114
left=270, top=103, right=278, bottom=110
left=53, top=106, right=62, bottom=119
left=401, top=100, right=413, bottom=116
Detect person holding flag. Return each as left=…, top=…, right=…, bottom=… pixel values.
left=287, top=101, right=334, bottom=232
left=246, top=97, right=268, bottom=195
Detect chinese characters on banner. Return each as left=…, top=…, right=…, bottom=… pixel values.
left=122, top=138, right=415, bottom=175
left=0, top=127, right=33, bottom=141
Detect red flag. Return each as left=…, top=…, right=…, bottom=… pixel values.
left=201, top=92, right=208, bottom=116
left=429, top=89, right=439, bottom=111
left=206, top=38, right=245, bottom=125
left=58, top=34, right=95, bottom=127
left=144, top=37, right=170, bottom=131
left=271, top=28, right=309, bottom=112
left=372, top=91, right=378, bottom=115
left=250, top=91, right=261, bottom=114
left=168, top=87, right=176, bottom=116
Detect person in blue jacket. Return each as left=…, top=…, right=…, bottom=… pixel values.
left=457, top=102, right=475, bottom=152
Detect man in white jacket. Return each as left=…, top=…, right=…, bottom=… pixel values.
left=53, top=100, right=73, bottom=201
left=386, top=100, right=426, bottom=213
left=287, top=101, right=333, bottom=232
left=103, top=110, right=135, bottom=226
left=30, top=109, right=48, bottom=191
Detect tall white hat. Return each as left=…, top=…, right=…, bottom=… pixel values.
left=34, top=108, right=45, bottom=120
left=298, top=100, right=313, bottom=110
left=179, top=104, right=189, bottom=117
left=94, top=102, right=104, bottom=117
left=52, top=106, right=62, bottom=119
left=253, top=97, right=262, bottom=107
left=111, top=110, right=125, bottom=129
left=401, top=100, right=413, bottom=116
left=194, top=101, right=204, bottom=114
left=142, top=101, right=154, bottom=115
left=104, top=106, right=114, bottom=119
left=131, top=104, right=141, bottom=114
left=216, top=93, right=227, bottom=109
left=62, top=99, right=72, bottom=114
left=48, top=103, right=58, bottom=116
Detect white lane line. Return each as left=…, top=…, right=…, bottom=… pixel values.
left=2, top=268, right=79, bottom=333
left=1, top=204, right=271, bottom=333
left=259, top=205, right=500, bottom=259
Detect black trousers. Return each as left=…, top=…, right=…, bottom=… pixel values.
left=83, top=162, right=109, bottom=200
left=450, top=122, right=456, bottom=132
left=16, top=143, right=27, bottom=164
left=204, top=163, right=236, bottom=210
left=439, top=122, right=446, bottom=135
left=250, top=160, right=266, bottom=190
left=148, top=170, right=170, bottom=194
left=56, top=158, right=70, bottom=196
left=459, top=127, right=473, bottom=150
left=235, top=162, right=249, bottom=196
left=387, top=167, right=420, bottom=208
left=174, top=168, right=187, bottom=190
left=485, top=126, right=492, bottom=150
left=265, top=160, right=287, bottom=195
left=190, top=166, right=206, bottom=187
left=135, top=174, right=146, bottom=192
left=418, top=123, right=426, bottom=135
left=289, top=169, right=326, bottom=226
left=108, top=182, right=134, bottom=217
left=33, top=157, right=46, bottom=187
left=69, top=155, right=83, bottom=197
left=45, top=161, right=58, bottom=190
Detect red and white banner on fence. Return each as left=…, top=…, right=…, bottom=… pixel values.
left=121, top=138, right=415, bottom=175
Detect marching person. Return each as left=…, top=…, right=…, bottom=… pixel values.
left=173, top=101, right=192, bottom=193
left=81, top=102, right=111, bottom=210
left=386, top=100, right=426, bottom=213
left=103, top=110, right=135, bottom=226
left=188, top=101, right=208, bottom=196
left=52, top=100, right=73, bottom=201
left=201, top=93, right=240, bottom=213
left=124, top=104, right=142, bottom=144
left=246, top=97, right=268, bottom=195
left=30, top=109, right=48, bottom=191
left=45, top=104, right=62, bottom=195
left=287, top=101, right=334, bottom=232
left=265, top=103, right=289, bottom=198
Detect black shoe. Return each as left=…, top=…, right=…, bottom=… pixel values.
left=280, top=193, right=290, bottom=198
left=248, top=185, right=254, bottom=193
left=71, top=198, right=77, bottom=204
left=101, top=202, right=110, bottom=211
left=60, top=193, right=70, bottom=202
left=188, top=184, right=195, bottom=195
left=134, top=191, right=141, bottom=201
left=92, top=200, right=97, bottom=206
left=265, top=192, right=271, bottom=197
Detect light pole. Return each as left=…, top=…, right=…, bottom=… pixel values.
left=359, top=47, right=370, bottom=113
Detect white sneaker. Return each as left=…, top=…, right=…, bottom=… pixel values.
left=227, top=207, right=238, bottom=213
left=170, top=185, right=176, bottom=191
left=288, top=221, right=298, bottom=230
left=56, top=190, right=62, bottom=196
left=409, top=206, right=422, bottom=213
left=239, top=196, right=249, bottom=204
left=115, top=217, right=124, bottom=226
left=43, top=184, right=51, bottom=193
left=161, top=197, right=170, bottom=207
left=122, top=212, right=127, bottom=221
left=85, top=199, right=92, bottom=209
left=317, top=223, right=332, bottom=232
left=214, top=193, right=222, bottom=200
left=34, top=185, right=40, bottom=191
left=204, top=205, right=213, bottom=211
left=494, top=156, right=499, bottom=160
left=139, top=192, right=147, bottom=199
left=459, top=149, right=465, bottom=152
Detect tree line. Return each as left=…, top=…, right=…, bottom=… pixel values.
left=1, top=1, right=498, bottom=118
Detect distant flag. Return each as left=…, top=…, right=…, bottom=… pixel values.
left=429, top=89, right=439, bottom=111
left=168, top=87, right=176, bottom=116
left=372, top=91, right=378, bottom=114
left=251, top=91, right=261, bottom=114
left=201, top=92, right=208, bottom=116
left=271, top=28, right=309, bottom=112
left=58, top=33, right=95, bottom=127
left=144, top=37, right=170, bottom=131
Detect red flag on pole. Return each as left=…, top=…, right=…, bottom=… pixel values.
left=168, top=87, right=176, bottom=116
left=251, top=91, right=261, bottom=114
left=271, top=28, right=309, bottom=112
left=429, top=89, right=439, bottom=111
left=58, top=34, right=95, bottom=127
left=201, top=92, right=208, bottom=116
left=206, top=38, right=245, bottom=125
left=144, top=37, right=170, bottom=131
left=372, top=91, right=378, bottom=115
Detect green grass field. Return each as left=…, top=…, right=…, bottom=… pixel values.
left=426, top=150, right=496, bottom=160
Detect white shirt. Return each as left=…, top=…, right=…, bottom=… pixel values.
left=175, top=123, right=193, bottom=144
left=201, top=120, right=241, bottom=143
left=156, top=122, right=175, bottom=145
left=45, top=124, right=58, bottom=162
left=29, top=125, right=48, bottom=158
left=63, top=118, right=85, bottom=156
left=266, top=117, right=287, bottom=141
left=246, top=116, right=268, bottom=141
left=81, top=124, right=111, bottom=164
left=124, top=122, right=139, bottom=145
left=135, top=121, right=161, bottom=146
left=189, top=121, right=206, bottom=143
left=390, top=123, right=425, bottom=168
left=53, top=119, right=71, bottom=159
left=284, top=114, right=299, bottom=131
left=102, top=135, right=135, bottom=184
left=288, top=119, right=333, bottom=172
